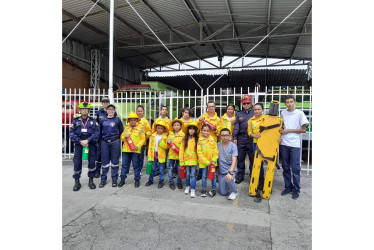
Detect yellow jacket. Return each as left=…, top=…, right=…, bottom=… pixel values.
left=197, top=135, right=219, bottom=168
left=179, top=137, right=198, bottom=166
left=139, top=117, right=152, bottom=141
left=166, top=130, right=185, bottom=160
left=220, top=113, right=236, bottom=140
left=180, top=117, right=195, bottom=129
left=197, top=112, right=221, bottom=141
left=121, top=123, right=146, bottom=154
left=248, top=115, right=263, bottom=143
left=152, top=116, right=171, bottom=133
left=147, top=132, right=169, bottom=163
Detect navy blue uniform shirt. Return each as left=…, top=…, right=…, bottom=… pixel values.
left=232, top=109, right=255, bottom=141
left=69, top=116, right=100, bottom=144
left=100, top=114, right=124, bottom=140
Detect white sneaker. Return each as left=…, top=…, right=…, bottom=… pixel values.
left=228, top=192, right=238, bottom=200
left=184, top=186, right=190, bottom=195
left=140, top=172, right=143, bottom=176
left=190, top=189, right=196, bottom=198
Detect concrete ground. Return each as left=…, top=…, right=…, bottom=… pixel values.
left=62, top=160, right=312, bottom=250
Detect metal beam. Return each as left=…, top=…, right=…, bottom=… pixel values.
left=291, top=6, right=312, bottom=59
left=244, top=58, right=265, bottom=67
left=269, top=58, right=288, bottom=66
left=266, top=0, right=272, bottom=62
left=203, top=23, right=232, bottom=41
left=224, top=0, right=244, bottom=56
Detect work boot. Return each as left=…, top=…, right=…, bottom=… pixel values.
left=292, top=192, right=299, bottom=200
left=169, top=183, right=175, bottom=190
left=281, top=189, right=292, bottom=196
left=118, top=179, right=125, bottom=187
left=99, top=181, right=106, bottom=188
left=134, top=180, right=140, bottom=188
left=235, top=176, right=243, bottom=184
left=145, top=181, right=153, bottom=187
left=158, top=182, right=164, bottom=189
left=73, top=179, right=81, bottom=191
left=88, top=177, right=96, bottom=189
left=254, top=190, right=263, bottom=203
left=177, top=183, right=183, bottom=189
left=112, top=182, right=117, bottom=187
left=94, top=172, right=100, bottom=178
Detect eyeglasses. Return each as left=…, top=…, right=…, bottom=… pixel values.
left=221, top=134, right=230, bottom=137
left=242, top=103, right=251, bottom=105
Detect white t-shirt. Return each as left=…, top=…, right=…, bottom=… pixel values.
left=155, top=134, right=162, bottom=152
left=280, top=109, right=309, bottom=148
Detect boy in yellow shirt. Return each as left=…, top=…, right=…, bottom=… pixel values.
left=197, top=124, right=219, bottom=197
left=145, top=120, right=169, bottom=188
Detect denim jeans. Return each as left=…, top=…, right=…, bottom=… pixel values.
left=280, top=145, right=301, bottom=193
left=149, top=159, right=166, bottom=183
left=121, top=152, right=141, bottom=181
left=218, top=172, right=237, bottom=196
left=168, top=159, right=181, bottom=184
left=201, top=167, right=216, bottom=190
left=186, top=166, right=197, bottom=189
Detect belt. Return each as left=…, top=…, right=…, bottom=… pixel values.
left=102, top=136, right=120, bottom=142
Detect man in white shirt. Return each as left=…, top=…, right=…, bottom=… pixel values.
left=280, top=95, right=309, bottom=200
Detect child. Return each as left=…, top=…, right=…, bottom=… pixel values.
left=280, top=95, right=309, bottom=200
left=145, top=120, right=169, bottom=188
left=179, top=121, right=199, bottom=198
left=248, top=103, right=265, bottom=202
left=220, top=104, right=236, bottom=141
left=197, top=124, right=219, bottom=197
left=136, top=105, right=152, bottom=173
left=166, top=119, right=185, bottom=190
left=119, top=112, right=145, bottom=188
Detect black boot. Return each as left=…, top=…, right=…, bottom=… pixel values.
left=73, top=179, right=81, bottom=191
left=88, top=177, right=96, bottom=189
left=94, top=172, right=100, bottom=178
left=118, top=179, right=125, bottom=187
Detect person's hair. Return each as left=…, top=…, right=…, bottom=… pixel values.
left=182, top=107, right=192, bottom=116
left=254, top=103, right=264, bottom=109
left=136, top=105, right=145, bottom=111
left=207, top=101, right=215, bottom=107
left=220, top=128, right=231, bottom=135
left=160, top=105, right=168, bottom=111
left=172, top=120, right=182, bottom=132
left=226, top=104, right=235, bottom=111
left=284, top=95, right=295, bottom=102
left=156, top=125, right=165, bottom=132
left=183, top=126, right=199, bottom=150
left=201, top=124, right=211, bottom=132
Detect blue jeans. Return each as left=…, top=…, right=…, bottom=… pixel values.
left=168, top=159, right=181, bottom=184
left=121, top=152, right=141, bottom=181
left=280, top=145, right=301, bottom=193
left=149, top=159, right=166, bottom=183
left=186, top=166, right=197, bottom=189
left=101, top=139, right=121, bottom=182
left=201, top=167, right=217, bottom=190
left=218, top=172, right=237, bottom=196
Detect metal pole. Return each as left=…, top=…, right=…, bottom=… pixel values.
left=109, top=0, right=114, bottom=103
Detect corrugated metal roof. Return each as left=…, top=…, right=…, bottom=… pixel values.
left=62, top=0, right=312, bottom=69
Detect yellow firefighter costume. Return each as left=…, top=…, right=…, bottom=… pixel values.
left=248, top=101, right=283, bottom=199
left=139, top=117, right=152, bottom=140
left=220, top=113, right=236, bottom=141
left=197, top=135, right=219, bottom=168
left=180, top=117, right=195, bottom=130
left=148, top=120, right=169, bottom=163
left=167, top=119, right=185, bottom=160
left=197, top=112, right=221, bottom=141
left=152, top=116, right=171, bottom=133
left=179, top=121, right=199, bottom=166
left=120, top=112, right=145, bottom=154
left=247, top=114, right=263, bottom=144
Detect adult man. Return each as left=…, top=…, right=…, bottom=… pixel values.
left=69, top=102, right=100, bottom=191
left=197, top=101, right=221, bottom=180
left=95, top=97, right=116, bottom=178
left=217, top=128, right=239, bottom=200
left=233, top=95, right=255, bottom=184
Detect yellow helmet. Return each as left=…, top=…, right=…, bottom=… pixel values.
left=182, top=120, right=199, bottom=135
left=153, top=120, right=169, bottom=134
left=126, top=112, right=140, bottom=122
left=169, top=118, right=184, bottom=132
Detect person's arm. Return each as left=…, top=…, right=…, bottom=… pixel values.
left=225, top=156, right=237, bottom=181
left=197, top=141, right=209, bottom=166
left=280, top=124, right=307, bottom=134
left=135, top=129, right=146, bottom=151
left=88, top=120, right=100, bottom=143
left=212, top=143, right=219, bottom=165
left=118, top=118, right=124, bottom=135
left=233, top=115, right=239, bottom=143
left=179, top=139, right=185, bottom=166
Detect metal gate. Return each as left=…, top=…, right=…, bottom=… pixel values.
left=62, top=86, right=312, bottom=174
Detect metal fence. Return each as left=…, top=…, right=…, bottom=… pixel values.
left=62, top=86, right=312, bottom=174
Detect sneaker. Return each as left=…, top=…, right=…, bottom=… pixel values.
left=184, top=186, right=190, bottom=194
left=228, top=192, right=238, bottom=200
left=201, top=189, right=207, bottom=197
left=140, top=172, right=143, bottom=176
left=177, top=183, right=183, bottom=189
left=292, top=192, right=299, bottom=199
left=254, top=190, right=263, bottom=203
left=235, top=176, right=243, bottom=184
left=99, top=181, right=106, bottom=188
left=208, top=189, right=216, bottom=198
left=145, top=181, right=153, bottom=187
left=281, top=189, right=292, bottom=196
left=158, top=182, right=164, bottom=189
left=190, top=189, right=196, bottom=198
left=118, top=180, right=125, bottom=187
left=169, top=183, right=175, bottom=190
left=134, top=180, right=140, bottom=188
left=112, top=182, right=117, bottom=187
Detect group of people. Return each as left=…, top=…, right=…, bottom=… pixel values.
left=69, top=94, right=309, bottom=202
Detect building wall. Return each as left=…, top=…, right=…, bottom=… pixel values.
left=62, top=60, right=90, bottom=90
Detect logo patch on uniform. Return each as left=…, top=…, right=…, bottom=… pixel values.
left=239, top=117, right=243, bottom=120
left=110, top=122, right=115, bottom=127
left=70, top=124, right=74, bottom=128
left=96, top=122, right=98, bottom=126
left=90, top=121, right=93, bottom=125
left=76, top=122, right=80, bottom=126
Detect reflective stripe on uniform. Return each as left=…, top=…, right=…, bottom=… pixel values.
left=102, top=164, right=110, bottom=168
left=185, top=160, right=197, bottom=165
left=88, top=167, right=97, bottom=172
left=112, top=165, right=119, bottom=168
left=132, top=135, right=140, bottom=140
left=185, top=151, right=196, bottom=155
left=74, top=170, right=82, bottom=174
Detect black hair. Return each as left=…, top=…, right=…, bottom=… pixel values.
left=226, top=104, right=235, bottom=111
left=182, top=107, right=192, bottom=117
left=220, top=128, right=231, bottom=135
left=201, top=124, right=211, bottom=131
left=183, top=125, right=199, bottom=151
left=254, top=103, right=264, bottom=109
left=136, top=105, right=145, bottom=111
left=284, top=95, right=295, bottom=102
left=160, top=105, right=168, bottom=111
left=207, top=101, right=215, bottom=106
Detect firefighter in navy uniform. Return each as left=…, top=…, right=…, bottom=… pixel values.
left=94, top=97, right=116, bottom=178
left=69, top=102, right=100, bottom=191
left=232, top=95, right=255, bottom=184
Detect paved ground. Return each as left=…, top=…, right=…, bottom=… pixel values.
left=62, top=160, right=312, bottom=250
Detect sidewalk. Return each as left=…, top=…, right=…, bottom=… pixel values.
left=62, top=161, right=312, bottom=249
